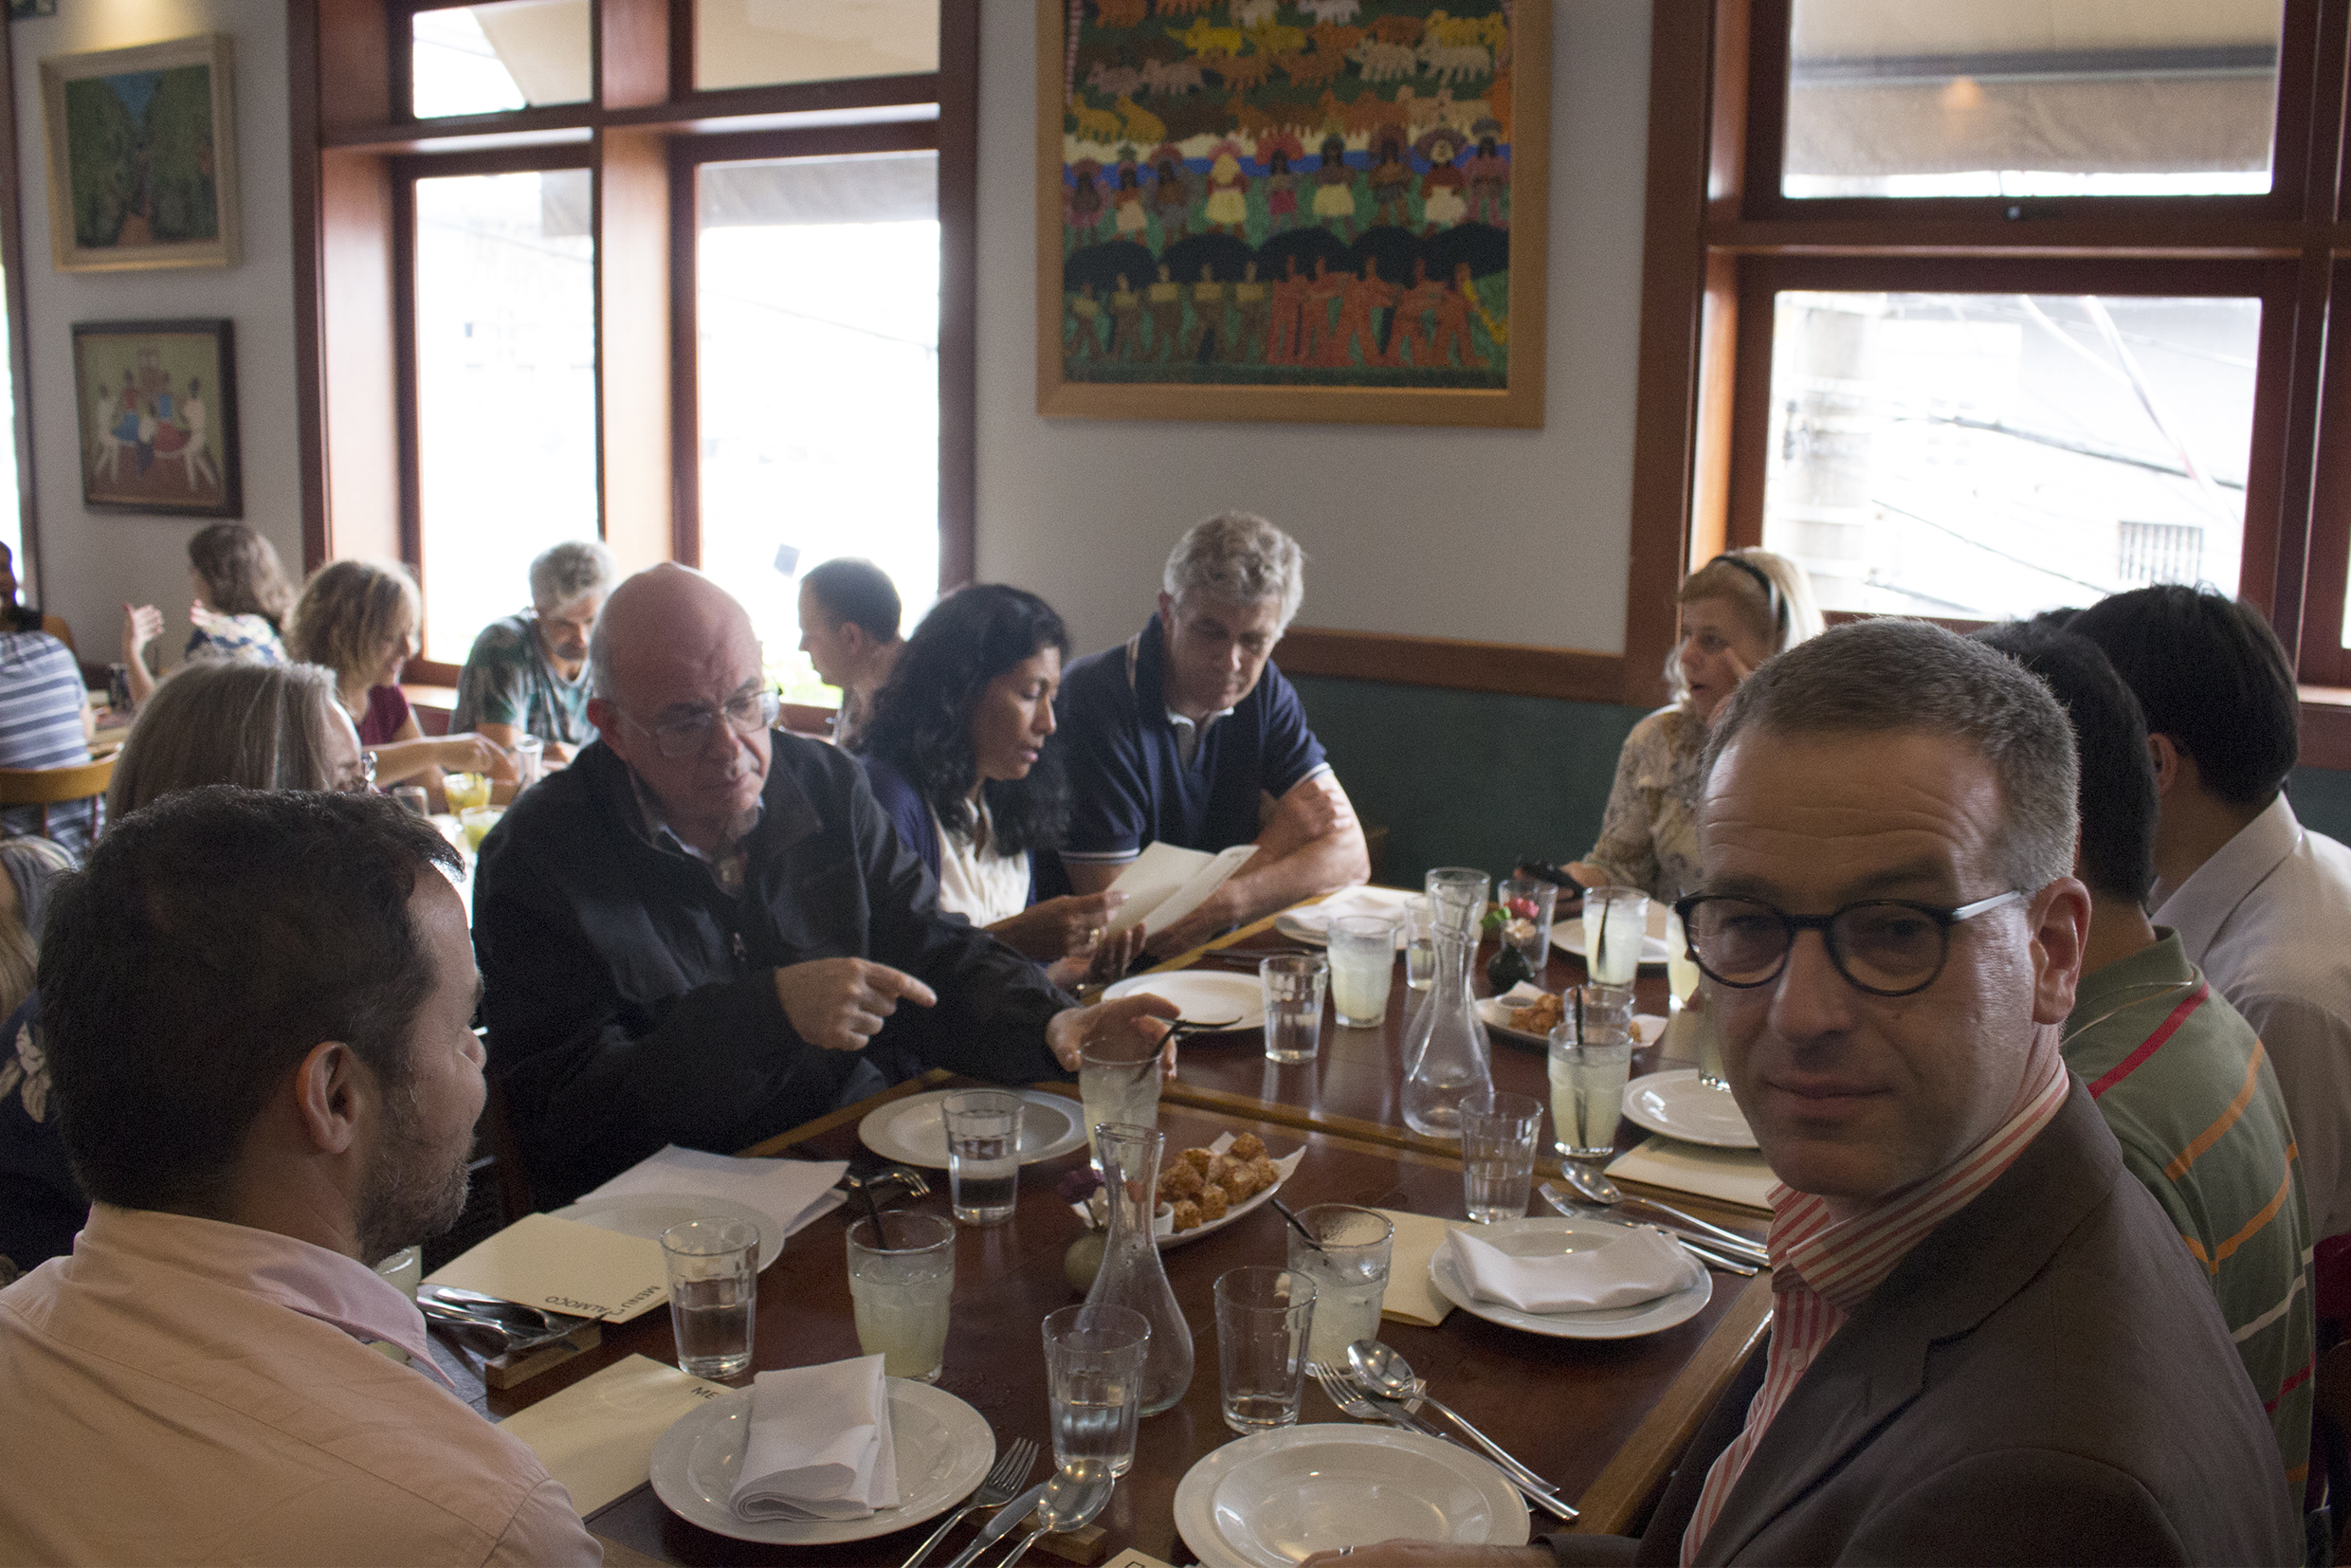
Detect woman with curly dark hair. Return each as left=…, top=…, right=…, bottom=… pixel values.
left=861, top=585, right=1139, bottom=989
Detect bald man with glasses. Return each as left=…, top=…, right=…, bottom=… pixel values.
left=472, top=565, right=1174, bottom=1207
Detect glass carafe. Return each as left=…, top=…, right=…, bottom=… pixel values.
left=1083, top=1121, right=1194, bottom=1415
left=1403, top=869, right=1494, bottom=1139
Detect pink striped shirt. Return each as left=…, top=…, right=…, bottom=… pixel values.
left=1679, top=1054, right=2072, bottom=1563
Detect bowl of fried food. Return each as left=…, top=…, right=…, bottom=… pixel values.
left=1152, top=1132, right=1303, bottom=1247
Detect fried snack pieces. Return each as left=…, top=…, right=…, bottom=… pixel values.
left=1155, top=1136, right=1282, bottom=1232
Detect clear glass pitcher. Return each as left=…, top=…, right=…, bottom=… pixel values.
left=1403, top=868, right=1494, bottom=1139
left=1083, top=1121, right=1194, bottom=1415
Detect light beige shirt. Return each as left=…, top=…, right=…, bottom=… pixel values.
left=0, top=1204, right=600, bottom=1566
left=932, top=797, right=1032, bottom=928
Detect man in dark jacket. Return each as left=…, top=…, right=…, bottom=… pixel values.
left=474, top=565, right=1173, bottom=1207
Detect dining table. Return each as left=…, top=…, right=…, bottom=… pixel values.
left=452, top=887, right=1776, bottom=1566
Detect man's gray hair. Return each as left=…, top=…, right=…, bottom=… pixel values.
left=1703, top=617, right=2080, bottom=894
left=530, top=539, right=616, bottom=612
left=1163, top=512, right=1306, bottom=629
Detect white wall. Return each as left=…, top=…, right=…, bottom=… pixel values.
left=973, top=0, right=1653, bottom=658
left=10, top=0, right=298, bottom=666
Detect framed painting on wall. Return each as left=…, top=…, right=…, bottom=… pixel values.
left=1037, top=0, right=1548, bottom=428
left=40, top=33, right=239, bottom=273
left=71, top=319, right=242, bottom=517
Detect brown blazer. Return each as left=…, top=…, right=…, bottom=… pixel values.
left=1558, top=1082, right=2301, bottom=1565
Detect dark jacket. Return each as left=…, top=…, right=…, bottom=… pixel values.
left=473, top=734, right=1070, bottom=1207
left=1555, top=1081, right=2300, bottom=1565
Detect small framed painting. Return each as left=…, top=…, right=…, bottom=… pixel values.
left=71, top=319, right=242, bottom=517
left=40, top=33, right=239, bottom=273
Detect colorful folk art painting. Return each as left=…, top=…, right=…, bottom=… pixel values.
left=71, top=320, right=242, bottom=518
left=39, top=34, right=241, bottom=273
left=1052, top=0, right=1532, bottom=406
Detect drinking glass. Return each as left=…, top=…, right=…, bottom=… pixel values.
left=392, top=785, right=430, bottom=818
left=846, top=1212, right=954, bottom=1382
left=1549, top=1011, right=1632, bottom=1160
left=1079, top=1034, right=1160, bottom=1170
left=443, top=771, right=492, bottom=812
left=1665, top=908, right=1701, bottom=1013
left=1497, top=877, right=1558, bottom=978
left=511, top=734, right=545, bottom=791
left=1582, top=887, right=1650, bottom=987
left=1213, top=1267, right=1317, bottom=1433
left=1460, top=1091, right=1543, bottom=1223
left=1260, top=954, right=1328, bottom=1063
left=941, top=1089, right=1023, bottom=1226
left=459, top=804, right=504, bottom=851
left=1327, top=916, right=1394, bottom=1029
left=661, top=1217, right=759, bottom=1379
left=1402, top=904, right=1438, bottom=992
left=1042, top=1304, right=1151, bottom=1477
left=1287, top=1204, right=1393, bottom=1368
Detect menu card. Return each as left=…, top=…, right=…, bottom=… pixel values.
left=1371, top=1208, right=1456, bottom=1327
left=579, top=1144, right=848, bottom=1242
left=1104, top=842, right=1258, bottom=937
left=498, top=1355, right=729, bottom=1514
left=1607, top=1138, right=1778, bottom=1213
left=422, top=1212, right=671, bottom=1322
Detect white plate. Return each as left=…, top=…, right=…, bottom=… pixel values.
left=1427, top=1216, right=1713, bottom=1340
left=1156, top=1140, right=1305, bottom=1249
left=649, top=1379, right=991, bottom=1545
left=1102, top=970, right=1265, bottom=1031
left=1175, top=1422, right=1530, bottom=1568
left=856, top=1088, right=1086, bottom=1169
left=1472, top=996, right=1668, bottom=1050
left=1552, top=898, right=1673, bottom=969
left=1623, top=1069, right=1758, bottom=1149
left=1271, top=888, right=1424, bottom=948
left=551, top=1193, right=782, bottom=1271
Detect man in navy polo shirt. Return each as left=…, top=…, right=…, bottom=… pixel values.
left=1057, top=512, right=1370, bottom=957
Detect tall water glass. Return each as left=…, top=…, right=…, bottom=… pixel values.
left=1549, top=1012, right=1632, bottom=1160
left=1460, top=1091, right=1543, bottom=1223
left=1042, top=1304, right=1151, bottom=1476
left=1497, top=877, right=1558, bottom=977
left=1260, top=954, right=1328, bottom=1062
left=941, top=1089, right=1023, bottom=1225
left=661, top=1217, right=759, bottom=1379
left=511, top=734, right=545, bottom=791
left=1079, top=1035, right=1160, bottom=1169
left=846, top=1212, right=955, bottom=1382
left=1326, top=916, right=1395, bottom=1029
left=1582, top=887, right=1650, bottom=986
left=1214, top=1267, right=1317, bottom=1432
left=1402, top=904, right=1438, bottom=992
left=1287, top=1204, right=1393, bottom=1369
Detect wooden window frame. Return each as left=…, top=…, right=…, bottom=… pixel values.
left=289, top=0, right=977, bottom=686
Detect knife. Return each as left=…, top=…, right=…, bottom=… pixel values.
left=1349, top=1383, right=1577, bottom=1521
left=939, top=1478, right=1048, bottom=1568
left=1538, top=1186, right=1768, bottom=1270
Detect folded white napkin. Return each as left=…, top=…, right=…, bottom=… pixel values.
left=731, top=1356, right=902, bottom=1522
left=583, top=1144, right=848, bottom=1242
left=1289, top=885, right=1420, bottom=935
left=1443, top=1224, right=1704, bottom=1314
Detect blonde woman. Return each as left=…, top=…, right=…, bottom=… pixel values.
left=286, top=559, right=506, bottom=801
left=107, top=661, right=371, bottom=819
left=1566, top=549, right=1824, bottom=903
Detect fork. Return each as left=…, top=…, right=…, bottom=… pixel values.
left=899, top=1436, right=1038, bottom=1568
left=1309, top=1365, right=1577, bottom=1522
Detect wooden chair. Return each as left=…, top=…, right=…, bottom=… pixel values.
left=0, top=754, right=115, bottom=842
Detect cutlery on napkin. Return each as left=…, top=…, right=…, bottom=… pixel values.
left=732, top=1355, right=901, bottom=1522
left=423, top=1212, right=671, bottom=1322
left=1442, top=1224, right=1704, bottom=1314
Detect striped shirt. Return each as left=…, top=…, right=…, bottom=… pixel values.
left=0, top=631, right=90, bottom=857
left=1680, top=1052, right=2070, bottom=1564
left=2063, top=930, right=2315, bottom=1494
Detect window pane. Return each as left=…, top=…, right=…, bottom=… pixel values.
left=695, top=152, right=939, bottom=698
left=1783, top=0, right=2282, bottom=198
left=695, top=0, right=939, bottom=94
left=412, top=1, right=591, bottom=119
left=413, top=170, right=598, bottom=662
left=1760, top=292, right=2258, bottom=620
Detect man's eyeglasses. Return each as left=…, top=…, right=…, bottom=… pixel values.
left=337, top=750, right=377, bottom=794
left=629, top=689, right=780, bottom=759
left=1670, top=889, right=2026, bottom=999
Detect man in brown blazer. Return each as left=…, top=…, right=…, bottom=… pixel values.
left=1312, top=620, right=2299, bottom=1567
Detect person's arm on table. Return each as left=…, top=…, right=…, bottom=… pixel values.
left=1146, top=770, right=1369, bottom=957
left=120, top=603, right=163, bottom=705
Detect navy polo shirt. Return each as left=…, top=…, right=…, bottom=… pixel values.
left=1057, top=613, right=1330, bottom=869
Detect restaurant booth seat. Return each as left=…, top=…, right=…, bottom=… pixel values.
left=0, top=754, right=113, bottom=842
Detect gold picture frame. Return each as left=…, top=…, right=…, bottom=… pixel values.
left=1036, top=0, right=1547, bottom=428
left=40, top=32, right=240, bottom=274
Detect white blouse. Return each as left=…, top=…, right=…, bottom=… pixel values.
left=932, top=798, right=1030, bottom=927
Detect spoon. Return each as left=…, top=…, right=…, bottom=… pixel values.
left=1553, top=1161, right=1769, bottom=1258
left=999, top=1461, right=1115, bottom=1565
left=1345, top=1340, right=1567, bottom=1506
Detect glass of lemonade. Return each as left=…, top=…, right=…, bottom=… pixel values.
left=846, top=1212, right=954, bottom=1382
left=1287, top=1204, right=1393, bottom=1369
left=459, top=805, right=503, bottom=851
left=1042, top=1304, right=1151, bottom=1476
left=1582, top=887, right=1650, bottom=987
left=1326, top=916, right=1395, bottom=1029
left=661, top=1217, right=759, bottom=1379
left=1549, top=1010, right=1632, bottom=1160
left=443, top=771, right=492, bottom=812
left=1079, top=1035, right=1160, bottom=1171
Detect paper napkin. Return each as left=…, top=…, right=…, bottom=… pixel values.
left=1607, top=1138, right=1779, bottom=1213
left=1285, top=884, right=1421, bottom=937
left=498, top=1355, right=729, bottom=1514
left=581, top=1144, right=849, bottom=1243
left=422, top=1212, right=670, bottom=1322
left=1371, top=1208, right=1456, bottom=1327
left=1442, top=1224, right=1704, bottom=1314
left=732, top=1356, right=901, bottom=1522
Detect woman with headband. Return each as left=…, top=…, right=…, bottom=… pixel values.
left=1563, top=549, right=1823, bottom=903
